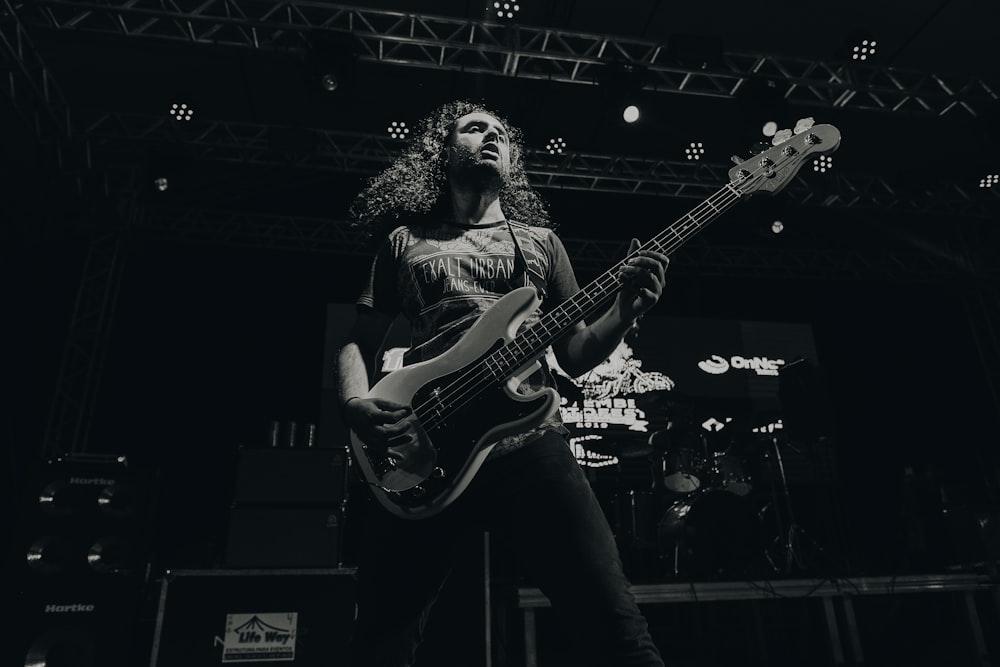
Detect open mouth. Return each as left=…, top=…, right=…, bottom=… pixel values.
left=481, top=143, right=500, bottom=158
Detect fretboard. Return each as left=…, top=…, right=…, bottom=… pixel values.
left=484, top=182, right=744, bottom=379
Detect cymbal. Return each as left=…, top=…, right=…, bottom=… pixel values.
left=718, top=410, right=783, bottom=434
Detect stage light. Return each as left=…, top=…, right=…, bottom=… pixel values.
left=492, top=1, right=520, bottom=19
left=305, top=31, right=360, bottom=95
left=622, top=105, right=640, bottom=123
left=979, top=174, right=999, bottom=188
left=684, top=142, right=705, bottom=160
left=813, top=155, right=833, bottom=173
left=546, top=137, right=567, bottom=154
left=320, top=73, right=339, bottom=92
left=852, top=38, right=877, bottom=62
left=841, top=29, right=878, bottom=63
left=771, top=220, right=784, bottom=234
left=387, top=121, right=409, bottom=140
left=154, top=177, right=169, bottom=192
left=168, top=103, right=194, bottom=121
left=762, top=121, right=778, bottom=137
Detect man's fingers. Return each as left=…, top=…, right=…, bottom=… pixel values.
left=371, top=397, right=412, bottom=412
left=372, top=409, right=411, bottom=426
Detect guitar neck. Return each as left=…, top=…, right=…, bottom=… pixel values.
left=495, top=182, right=744, bottom=372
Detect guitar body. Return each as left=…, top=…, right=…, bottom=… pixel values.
left=351, top=286, right=560, bottom=519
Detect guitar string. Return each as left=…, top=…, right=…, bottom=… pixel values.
left=408, top=141, right=817, bottom=436
left=414, top=184, right=747, bottom=430
left=413, top=186, right=745, bottom=430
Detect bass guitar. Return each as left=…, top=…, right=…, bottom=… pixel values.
left=350, top=123, right=841, bottom=519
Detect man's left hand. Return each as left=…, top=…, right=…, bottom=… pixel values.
left=616, top=238, right=669, bottom=322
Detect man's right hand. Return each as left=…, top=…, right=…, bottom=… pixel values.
left=342, top=397, right=414, bottom=461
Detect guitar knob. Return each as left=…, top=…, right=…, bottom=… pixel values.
left=432, top=467, right=446, bottom=479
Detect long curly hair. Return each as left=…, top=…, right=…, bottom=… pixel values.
left=348, top=100, right=552, bottom=237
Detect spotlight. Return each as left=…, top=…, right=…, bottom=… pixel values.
left=813, top=155, right=834, bottom=173
left=154, top=177, right=169, bottom=192
left=762, top=121, right=778, bottom=138
left=852, top=38, right=877, bottom=62
left=684, top=142, right=705, bottom=160
left=491, top=1, right=520, bottom=19
left=546, top=137, right=567, bottom=154
left=622, top=105, right=640, bottom=123
left=320, top=73, right=339, bottom=92
left=168, top=103, right=194, bottom=121
left=771, top=220, right=784, bottom=234
left=305, top=31, right=360, bottom=95
left=841, top=29, right=878, bottom=63
left=980, top=174, right=999, bottom=188
left=387, top=121, right=410, bottom=140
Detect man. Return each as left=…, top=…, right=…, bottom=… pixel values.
left=338, top=99, right=669, bottom=666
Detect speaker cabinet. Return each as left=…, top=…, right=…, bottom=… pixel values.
left=226, top=447, right=348, bottom=568
left=11, top=586, right=145, bottom=667
left=18, top=454, right=154, bottom=587
left=233, top=447, right=346, bottom=506
left=12, top=454, right=155, bottom=667
left=148, top=568, right=356, bottom=667
left=225, top=507, right=341, bottom=568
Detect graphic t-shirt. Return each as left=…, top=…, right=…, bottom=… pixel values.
left=358, top=219, right=580, bottom=454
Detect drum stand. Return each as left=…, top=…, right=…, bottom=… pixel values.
left=764, top=433, right=830, bottom=575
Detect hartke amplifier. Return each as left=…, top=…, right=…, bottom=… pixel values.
left=12, top=586, right=146, bottom=667
left=149, top=568, right=356, bottom=667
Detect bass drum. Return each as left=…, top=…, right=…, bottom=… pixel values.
left=656, top=489, right=764, bottom=579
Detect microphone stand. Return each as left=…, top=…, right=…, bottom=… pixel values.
left=767, top=431, right=830, bottom=574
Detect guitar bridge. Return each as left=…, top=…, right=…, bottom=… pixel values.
left=362, top=444, right=397, bottom=477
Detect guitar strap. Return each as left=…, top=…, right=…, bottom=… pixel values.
left=504, top=219, right=547, bottom=301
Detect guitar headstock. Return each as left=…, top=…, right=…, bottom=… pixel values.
left=728, top=124, right=841, bottom=196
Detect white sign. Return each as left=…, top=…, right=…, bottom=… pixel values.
left=697, top=354, right=785, bottom=377
left=223, top=613, right=297, bottom=663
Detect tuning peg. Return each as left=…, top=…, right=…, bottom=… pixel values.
left=730, top=154, right=745, bottom=165
left=771, top=128, right=793, bottom=145
left=793, top=117, right=815, bottom=134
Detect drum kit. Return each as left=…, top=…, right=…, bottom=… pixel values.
left=584, top=391, right=817, bottom=581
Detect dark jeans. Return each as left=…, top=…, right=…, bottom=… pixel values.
left=349, top=430, right=665, bottom=667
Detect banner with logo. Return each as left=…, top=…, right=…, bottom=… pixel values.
left=632, top=317, right=819, bottom=405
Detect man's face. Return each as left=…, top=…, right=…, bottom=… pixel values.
left=445, top=112, right=511, bottom=185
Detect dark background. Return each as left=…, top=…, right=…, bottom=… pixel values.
left=5, top=0, right=1000, bottom=623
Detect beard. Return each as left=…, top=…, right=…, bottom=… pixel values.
left=447, top=143, right=508, bottom=193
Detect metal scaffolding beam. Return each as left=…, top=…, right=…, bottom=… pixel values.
left=41, top=229, right=129, bottom=460
left=24, top=0, right=999, bottom=118
left=135, top=206, right=975, bottom=282
left=0, top=0, right=93, bottom=180
left=3, top=0, right=135, bottom=458
left=81, top=110, right=1000, bottom=217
